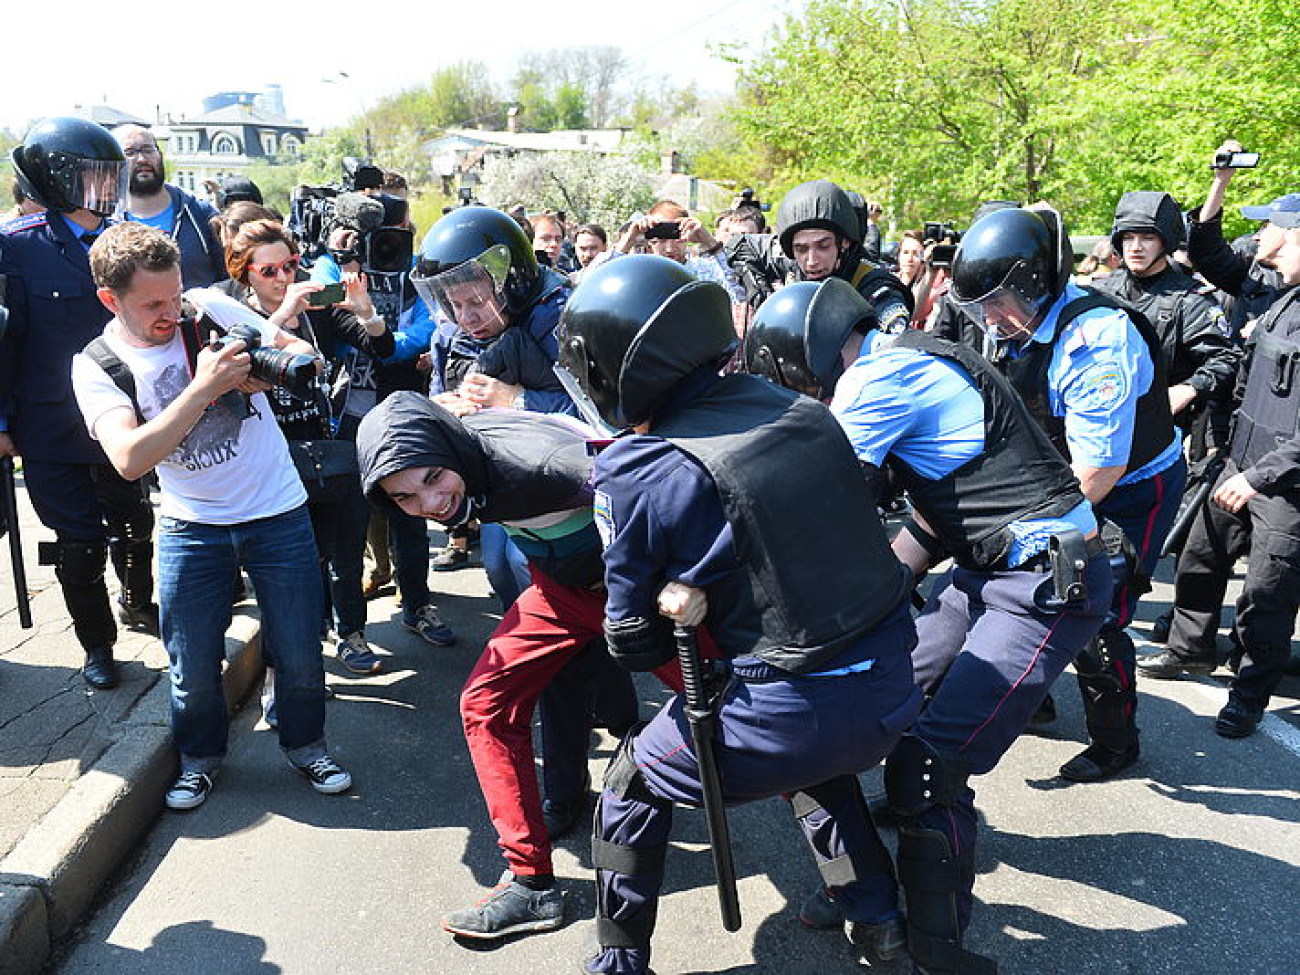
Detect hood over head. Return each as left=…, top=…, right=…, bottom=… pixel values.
left=356, top=392, right=489, bottom=522
left=1111, top=190, right=1185, bottom=256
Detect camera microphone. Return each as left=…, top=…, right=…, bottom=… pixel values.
left=332, top=192, right=386, bottom=234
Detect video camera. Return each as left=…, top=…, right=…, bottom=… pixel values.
left=288, top=157, right=413, bottom=274
left=923, top=221, right=962, bottom=269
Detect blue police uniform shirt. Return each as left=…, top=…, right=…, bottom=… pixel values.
left=1014, top=282, right=1182, bottom=486
left=60, top=213, right=107, bottom=249
left=831, top=331, right=1095, bottom=566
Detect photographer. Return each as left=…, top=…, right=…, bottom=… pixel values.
left=308, top=189, right=456, bottom=648
left=1186, top=140, right=1295, bottom=337
left=224, top=218, right=396, bottom=677
left=614, top=200, right=745, bottom=303
left=71, top=222, right=352, bottom=811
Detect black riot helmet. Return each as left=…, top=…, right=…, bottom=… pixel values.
left=1110, top=190, right=1186, bottom=257
left=411, top=205, right=541, bottom=322
left=10, top=117, right=126, bottom=216
left=776, top=179, right=863, bottom=258
left=745, top=278, right=877, bottom=400
left=950, top=208, right=1062, bottom=338
left=556, top=255, right=736, bottom=430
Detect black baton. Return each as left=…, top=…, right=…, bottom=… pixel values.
left=674, top=623, right=742, bottom=932
left=1, top=456, right=33, bottom=629
left=1161, top=454, right=1225, bottom=559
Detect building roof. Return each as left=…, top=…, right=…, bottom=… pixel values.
left=175, top=103, right=307, bottom=131
left=432, top=127, right=629, bottom=154
left=69, top=105, right=150, bottom=127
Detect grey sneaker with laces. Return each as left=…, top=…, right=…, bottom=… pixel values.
left=441, top=872, right=565, bottom=940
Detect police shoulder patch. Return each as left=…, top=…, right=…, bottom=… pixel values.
left=1075, top=361, right=1129, bottom=411
left=593, top=489, right=615, bottom=550
left=1, top=212, right=48, bottom=234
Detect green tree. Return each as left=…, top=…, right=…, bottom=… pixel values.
left=733, top=0, right=1300, bottom=235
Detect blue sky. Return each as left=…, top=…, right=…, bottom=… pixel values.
left=1, top=0, right=791, bottom=135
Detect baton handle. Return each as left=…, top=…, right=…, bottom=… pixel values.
left=1, top=457, right=33, bottom=628
left=674, top=623, right=742, bottom=932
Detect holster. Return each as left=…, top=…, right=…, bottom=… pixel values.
left=1048, top=530, right=1101, bottom=603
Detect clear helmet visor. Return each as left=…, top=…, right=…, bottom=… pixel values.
left=411, top=245, right=511, bottom=334
left=951, top=260, right=1050, bottom=342
left=67, top=157, right=127, bottom=216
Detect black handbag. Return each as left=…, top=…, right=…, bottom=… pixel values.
left=288, top=439, right=360, bottom=504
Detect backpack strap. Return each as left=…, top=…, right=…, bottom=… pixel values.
left=82, top=337, right=146, bottom=425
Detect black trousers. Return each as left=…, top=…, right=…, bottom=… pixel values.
left=1168, top=458, right=1300, bottom=709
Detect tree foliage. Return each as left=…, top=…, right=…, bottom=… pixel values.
left=734, top=0, right=1300, bottom=235
left=475, top=150, right=657, bottom=230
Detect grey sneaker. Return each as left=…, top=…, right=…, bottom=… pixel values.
left=335, top=631, right=382, bottom=675
left=166, top=770, right=214, bottom=811
left=441, top=872, right=565, bottom=940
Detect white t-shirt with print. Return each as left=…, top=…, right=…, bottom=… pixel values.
left=71, top=297, right=307, bottom=525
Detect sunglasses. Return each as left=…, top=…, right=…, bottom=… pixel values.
left=249, top=256, right=301, bottom=280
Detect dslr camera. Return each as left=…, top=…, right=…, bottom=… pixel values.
left=210, top=323, right=319, bottom=401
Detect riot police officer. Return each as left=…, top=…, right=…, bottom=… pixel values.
left=1157, top=205, right=1300, bottom=736
left=560, top=256, right=923, bottom=975
left=745, top=278, right=1113, bottom=973
left=727, top=178, right=914, bottom=332
left=1093, top=190, right=1239, bottom=649
left=950, top=206, right=1188, bottom=782
left=0, top=117, right=157, bottom=688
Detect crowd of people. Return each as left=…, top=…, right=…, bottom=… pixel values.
left=2, top=115, right=1296, bottom=975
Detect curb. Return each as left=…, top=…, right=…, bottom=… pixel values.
left=0, top=615, right=264, bottom=975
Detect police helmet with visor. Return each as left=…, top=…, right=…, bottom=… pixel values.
left=10, top=117, right=127, bottom=216
left=556, top=255, right=736, bottom=430
left=744, top=278, right=877, bottom=400
left=950, top=208, right=1060, bottom=339
left=410, top=205, right=541, bottom=326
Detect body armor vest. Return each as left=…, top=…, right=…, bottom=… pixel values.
left=891, top=332, right=1085, bottom=568
left=655, top=375, right=909, bottom=673
left=1230, top=290, right=1300, bottom=472
left=996, top=290, right=1175, bottom=472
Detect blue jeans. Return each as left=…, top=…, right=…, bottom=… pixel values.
left=388, top=505, right=433, bottom=623
left=158, top=506, right=328, bottom=772
left=480, top=523, right=530, bottom=611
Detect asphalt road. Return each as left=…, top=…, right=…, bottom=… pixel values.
left=48, top=553, right=1300, bottom=975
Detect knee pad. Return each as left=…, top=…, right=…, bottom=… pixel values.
left=53, top=540, right=109, bottom=586
left=1076, top=627, right=1133, bottom=677
left=601, top=723, right=663, bottom=806
left=884, top=734, right=969, bottom=819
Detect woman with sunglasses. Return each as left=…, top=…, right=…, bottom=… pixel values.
left=225, top=219, right=402, bottom=682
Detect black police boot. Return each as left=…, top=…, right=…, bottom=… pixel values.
left=1029, top=693, right=1056, bottom=725
left=1137, top=649, right=1216, bottom=680
left=1214, top=699, right=1263, bottom=739
left=110, top=535, right=159, bottom=635
left=896, top=826, right=998, bottom=975
left=1059, top=741, right=1139, bottom=782
left=83, top=646, right=119, bottom=689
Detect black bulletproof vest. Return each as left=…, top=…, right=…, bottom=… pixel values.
left=996, top=290, right=1175, bottom=472
left=891, top=332, right=1085, bottom=568
left=1230, top=290, right=1300, bottom=471
left=655, top=375, right=909, bottom=673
